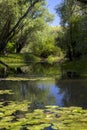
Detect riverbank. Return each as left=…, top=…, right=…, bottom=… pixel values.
left=0, top=53, right=63, bottom=64
left=0, top=53, right=40, bottom=64
left=0, top=77, right=56, bottom=81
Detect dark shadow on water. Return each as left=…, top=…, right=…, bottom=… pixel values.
left=56, top=79, right=87, bottom=109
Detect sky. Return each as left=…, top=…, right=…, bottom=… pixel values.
left=47, top=0, right=62, bottom=26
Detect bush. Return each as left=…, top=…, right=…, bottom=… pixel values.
left=6, top=42, right=15, bottom=53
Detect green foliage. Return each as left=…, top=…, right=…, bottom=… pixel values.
left=47, top=55, right=58, bottom=64
left=56, top=0, right=87, bottom=60
left=0, top=99, right=87, bottom=129
left=13, top=0, right=54, bottom=54
left=6, top=42, right=15, bottom=53
left=47, top=55, right=63, bottom=64
left=0, top=0, right=63, bottom=60
left=0, top=0, right=54, bottom=54
left=27, top=26, right=62, bottom=58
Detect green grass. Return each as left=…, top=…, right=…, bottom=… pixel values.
left=0, top=53, right=64, bottom=67
left=0, top=53, right=40, bottom=64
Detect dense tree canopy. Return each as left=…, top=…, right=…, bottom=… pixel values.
left=0, top=0, right=46, bottom=53
left=56, top=0, right=87, bottom=60
left=0, top=0, right=63, bottom=60
left=1, top=0, right=87, bottom=62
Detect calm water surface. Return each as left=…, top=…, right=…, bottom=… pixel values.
left=0, top=79, right=87, bottom=108
left=0, top=62, right=87, bottom=108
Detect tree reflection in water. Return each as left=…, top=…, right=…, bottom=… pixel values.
left=0, top=77, right=87, bottom=108
left=0, top=62, right=61, bottom=78
left=0, top=80, right=56, bottom=107
left=56, top=79, right=87, bottom=108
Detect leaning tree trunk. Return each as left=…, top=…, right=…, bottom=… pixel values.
left=0, top=0, right=40, bottom=53
left=16, top=42, right=25, bottom=53
left=0, top=19, right=12, bottom=53
left=16, top=33, right=28, bottom=53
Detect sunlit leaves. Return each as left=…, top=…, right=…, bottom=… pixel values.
left=0, top=90, right=14, bottom=95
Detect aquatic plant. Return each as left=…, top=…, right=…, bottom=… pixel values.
left=0, top=100, right=87, bottom=130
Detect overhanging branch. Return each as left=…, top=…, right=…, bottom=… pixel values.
left=7, top=0, right=41, bottom=40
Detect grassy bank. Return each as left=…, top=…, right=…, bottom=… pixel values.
left=0, top=53, right=40, bottom=64
left=0, top=53, right=64, bottom=66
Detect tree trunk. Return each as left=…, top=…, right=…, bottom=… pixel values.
left=0, top=0, right=40, bottom=52
left=16, top=43, right=23, bottom=53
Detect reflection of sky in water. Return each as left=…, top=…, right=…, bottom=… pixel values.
left=49, top=85, right=65, bottom=106
left=38, top=81, right=65, bottom=106
left=1, top=79, right=87, bottom=108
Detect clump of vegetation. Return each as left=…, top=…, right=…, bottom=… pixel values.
left=0, top=99, right=87, bottom=130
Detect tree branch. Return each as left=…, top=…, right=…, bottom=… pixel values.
left=7, top=0, right=40, bottom=38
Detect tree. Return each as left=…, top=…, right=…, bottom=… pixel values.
left=56, top=0, right=87, bottom=60
left=0, top=0, right=42, bottom=53
left=22, top=26, right=60, bottom=58
left=14, top=0, right=54, bottom=53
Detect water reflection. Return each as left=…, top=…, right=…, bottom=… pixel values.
left=0, top=67, right=8, bottom=78
left=0, top=62, right=61, bottom=78
left=0, top=79, right=87, bottom=108
left=56, top=79, right=87, bottom=108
